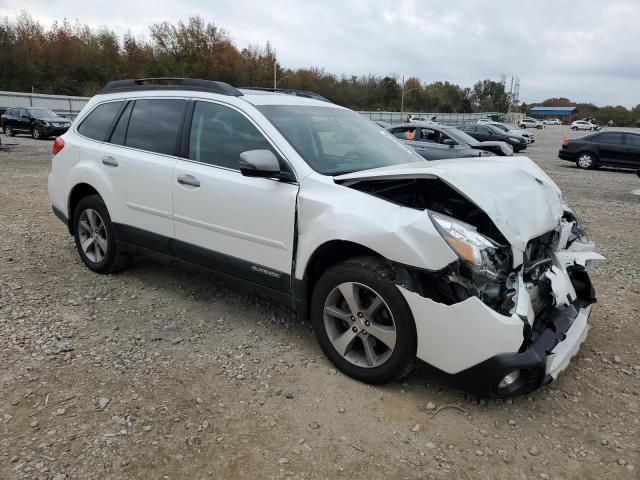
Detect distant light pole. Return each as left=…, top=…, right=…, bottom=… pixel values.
left=275, top=75, right=289, bottom=89
left=401, top=89, right=419, bottom=119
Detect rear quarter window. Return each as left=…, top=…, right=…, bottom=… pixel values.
left=599, top=133, right=623, bottom=144
left=125, top=99, right=186, bottom=155
left=624, top=134, right=640, bottom=146
left=77, top=102, right=123, bottom=141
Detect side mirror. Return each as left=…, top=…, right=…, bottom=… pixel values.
left=239, top=149, right=284, bottom=179
left=443, top=138, right=456, bottom=147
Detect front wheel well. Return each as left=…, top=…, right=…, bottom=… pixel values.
left=67, top=183, right=100, bottom=234
left=298, top=241, right=382, bottom=316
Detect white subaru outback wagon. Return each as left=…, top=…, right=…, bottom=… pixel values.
left=48, top=78, right=603, bottom=398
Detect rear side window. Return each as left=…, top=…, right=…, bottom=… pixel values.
left=125, top=99, right=186, bottom=155
left=78, top=102, right=122, bottom=141
left=188, top=101, right=273, bottom=169
left=624, top=134, right=640, bottom=146
left=599, top=133, right=623, bottom=144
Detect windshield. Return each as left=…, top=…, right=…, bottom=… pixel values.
left=486, top=124, right=507, bottom=135
left=442, top=127, right=480, bottom=146
left=27, top=108, right=58, bottom=118
left=257, top=105, right=424, bottom=175
left=490, top=123, right=509, bottom=132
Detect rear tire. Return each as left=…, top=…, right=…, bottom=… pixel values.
left=4, top=125, right=14, bottom=136
left=576, top=152, right=597, bottom=170
left=310, top=256, right=417, bottom=385
left=72, top=194, right=130, bottom=274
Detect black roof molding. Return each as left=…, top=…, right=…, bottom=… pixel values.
left=101, top=78, right=243, bottom=96
left=240, top=87, right=331, bottom=103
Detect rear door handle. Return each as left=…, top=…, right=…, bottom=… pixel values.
left=101, top=156, right=118, bottom=167
left=177, top=174, right=200, bottom=188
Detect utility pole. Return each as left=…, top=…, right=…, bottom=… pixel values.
left=400, top=75, right=405, bottom=118
left=274, top=61, right=277, bottom=90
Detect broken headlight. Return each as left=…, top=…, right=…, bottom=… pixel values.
left=429, top=212, right=501, bottom=279
left=561, top=200, right=588, bottom=242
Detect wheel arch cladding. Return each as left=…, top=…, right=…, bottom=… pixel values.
left=299, top=240, right=381, bottom=313
left=68, top=183, right=101, bottom=233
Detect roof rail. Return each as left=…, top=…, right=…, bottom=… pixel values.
left=101, top=78, right=243, bottom=96
left=240, top=87, right=331, bottom=103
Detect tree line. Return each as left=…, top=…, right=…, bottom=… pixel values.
left=1, top=11, right=638, bottom=123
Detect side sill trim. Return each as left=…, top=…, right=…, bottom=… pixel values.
left=52, top=206, right=68, bottom=226
left=113, top=223, right=292, bottom=294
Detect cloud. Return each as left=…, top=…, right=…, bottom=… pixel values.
left=1, top=0, right=638, bottom=106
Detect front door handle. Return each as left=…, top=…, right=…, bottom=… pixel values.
left=101, top=156, right=118, bottom=167
left=177, top=174, right=200, bottom=188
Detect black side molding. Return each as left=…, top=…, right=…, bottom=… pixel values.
left=113, top=223, right=292, bottom=294
left=52, top=206, right=68, bottom=227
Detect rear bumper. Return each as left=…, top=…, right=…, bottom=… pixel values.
left=558, top=150, right=575, bottom=161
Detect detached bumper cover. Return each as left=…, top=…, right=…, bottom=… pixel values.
left=399, top=237, right=602, bottom=398
left=449, top=304, right=591, bottom=398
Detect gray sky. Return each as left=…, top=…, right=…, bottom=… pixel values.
left=2, top=0, right=639, bottom=107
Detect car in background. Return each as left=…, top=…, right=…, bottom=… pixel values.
left=408, top=115, right=438, bottom=125
left=571, top=120, right=600, bottom=131
left=518, top=117, right=544, bottom=129
left=461, top=124, right=527, bottom=152
left=480, top=121, right=535, bottom=144
left=543, top=118, right=561, bottom=125
left=387, top=123, right=513, bottom=159
left=2, top=107, right=71, bottom=139
left=558, top=130, right=640, bottom=170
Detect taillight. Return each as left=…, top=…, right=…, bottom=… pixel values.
left=561, top=136, right=569, bottom=147
left=52, top=137, right=65, bottom=155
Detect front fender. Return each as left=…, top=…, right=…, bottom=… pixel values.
left=294, top=175, right=457, bottom=280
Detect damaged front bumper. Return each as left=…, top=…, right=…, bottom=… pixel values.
left=398, top=236, right=603, bottom=399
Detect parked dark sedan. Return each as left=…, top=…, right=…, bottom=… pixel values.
left=387, top=123, right=513, bottom=160
left=461, top=124, right=527, bottom=152
left=558, top=130, right=640, bottom=170
left=1, top=107, right=71, bottom=139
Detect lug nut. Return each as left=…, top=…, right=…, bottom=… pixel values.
left=357, top=312, right=363, bottom=317
left=364, top=320, right=370, bottom=327
left=362, top=331, right=367, bottom=335
left=352, top=326, right=358, bottom=333
left=350, top=316, right=355, bottom=321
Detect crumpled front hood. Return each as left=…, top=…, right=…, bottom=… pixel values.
left=335, top=156, right=564, bottom=251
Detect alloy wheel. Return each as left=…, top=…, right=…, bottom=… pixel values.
left=77, top=208, right=108, bottom=263
left=32, top=128, right=41, bottom=139
left=323, top=282, right=397, bottom=368
left=577, top=154, right=594, bottom=169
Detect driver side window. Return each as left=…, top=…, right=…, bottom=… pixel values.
left=419, top=128, right=439, bottom=143
left=189, top=101, right=275, bottom=169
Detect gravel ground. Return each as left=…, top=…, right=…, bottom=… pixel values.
left=0, top=126, right=638, bottom=480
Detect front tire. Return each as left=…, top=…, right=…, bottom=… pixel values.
left=310, top=256, right=417, bottom=384
left=72, top=195, right=130, bottom=274
left=32, top=127, right=42, bottom=139
left=576, top=152, right=597, bottom=170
